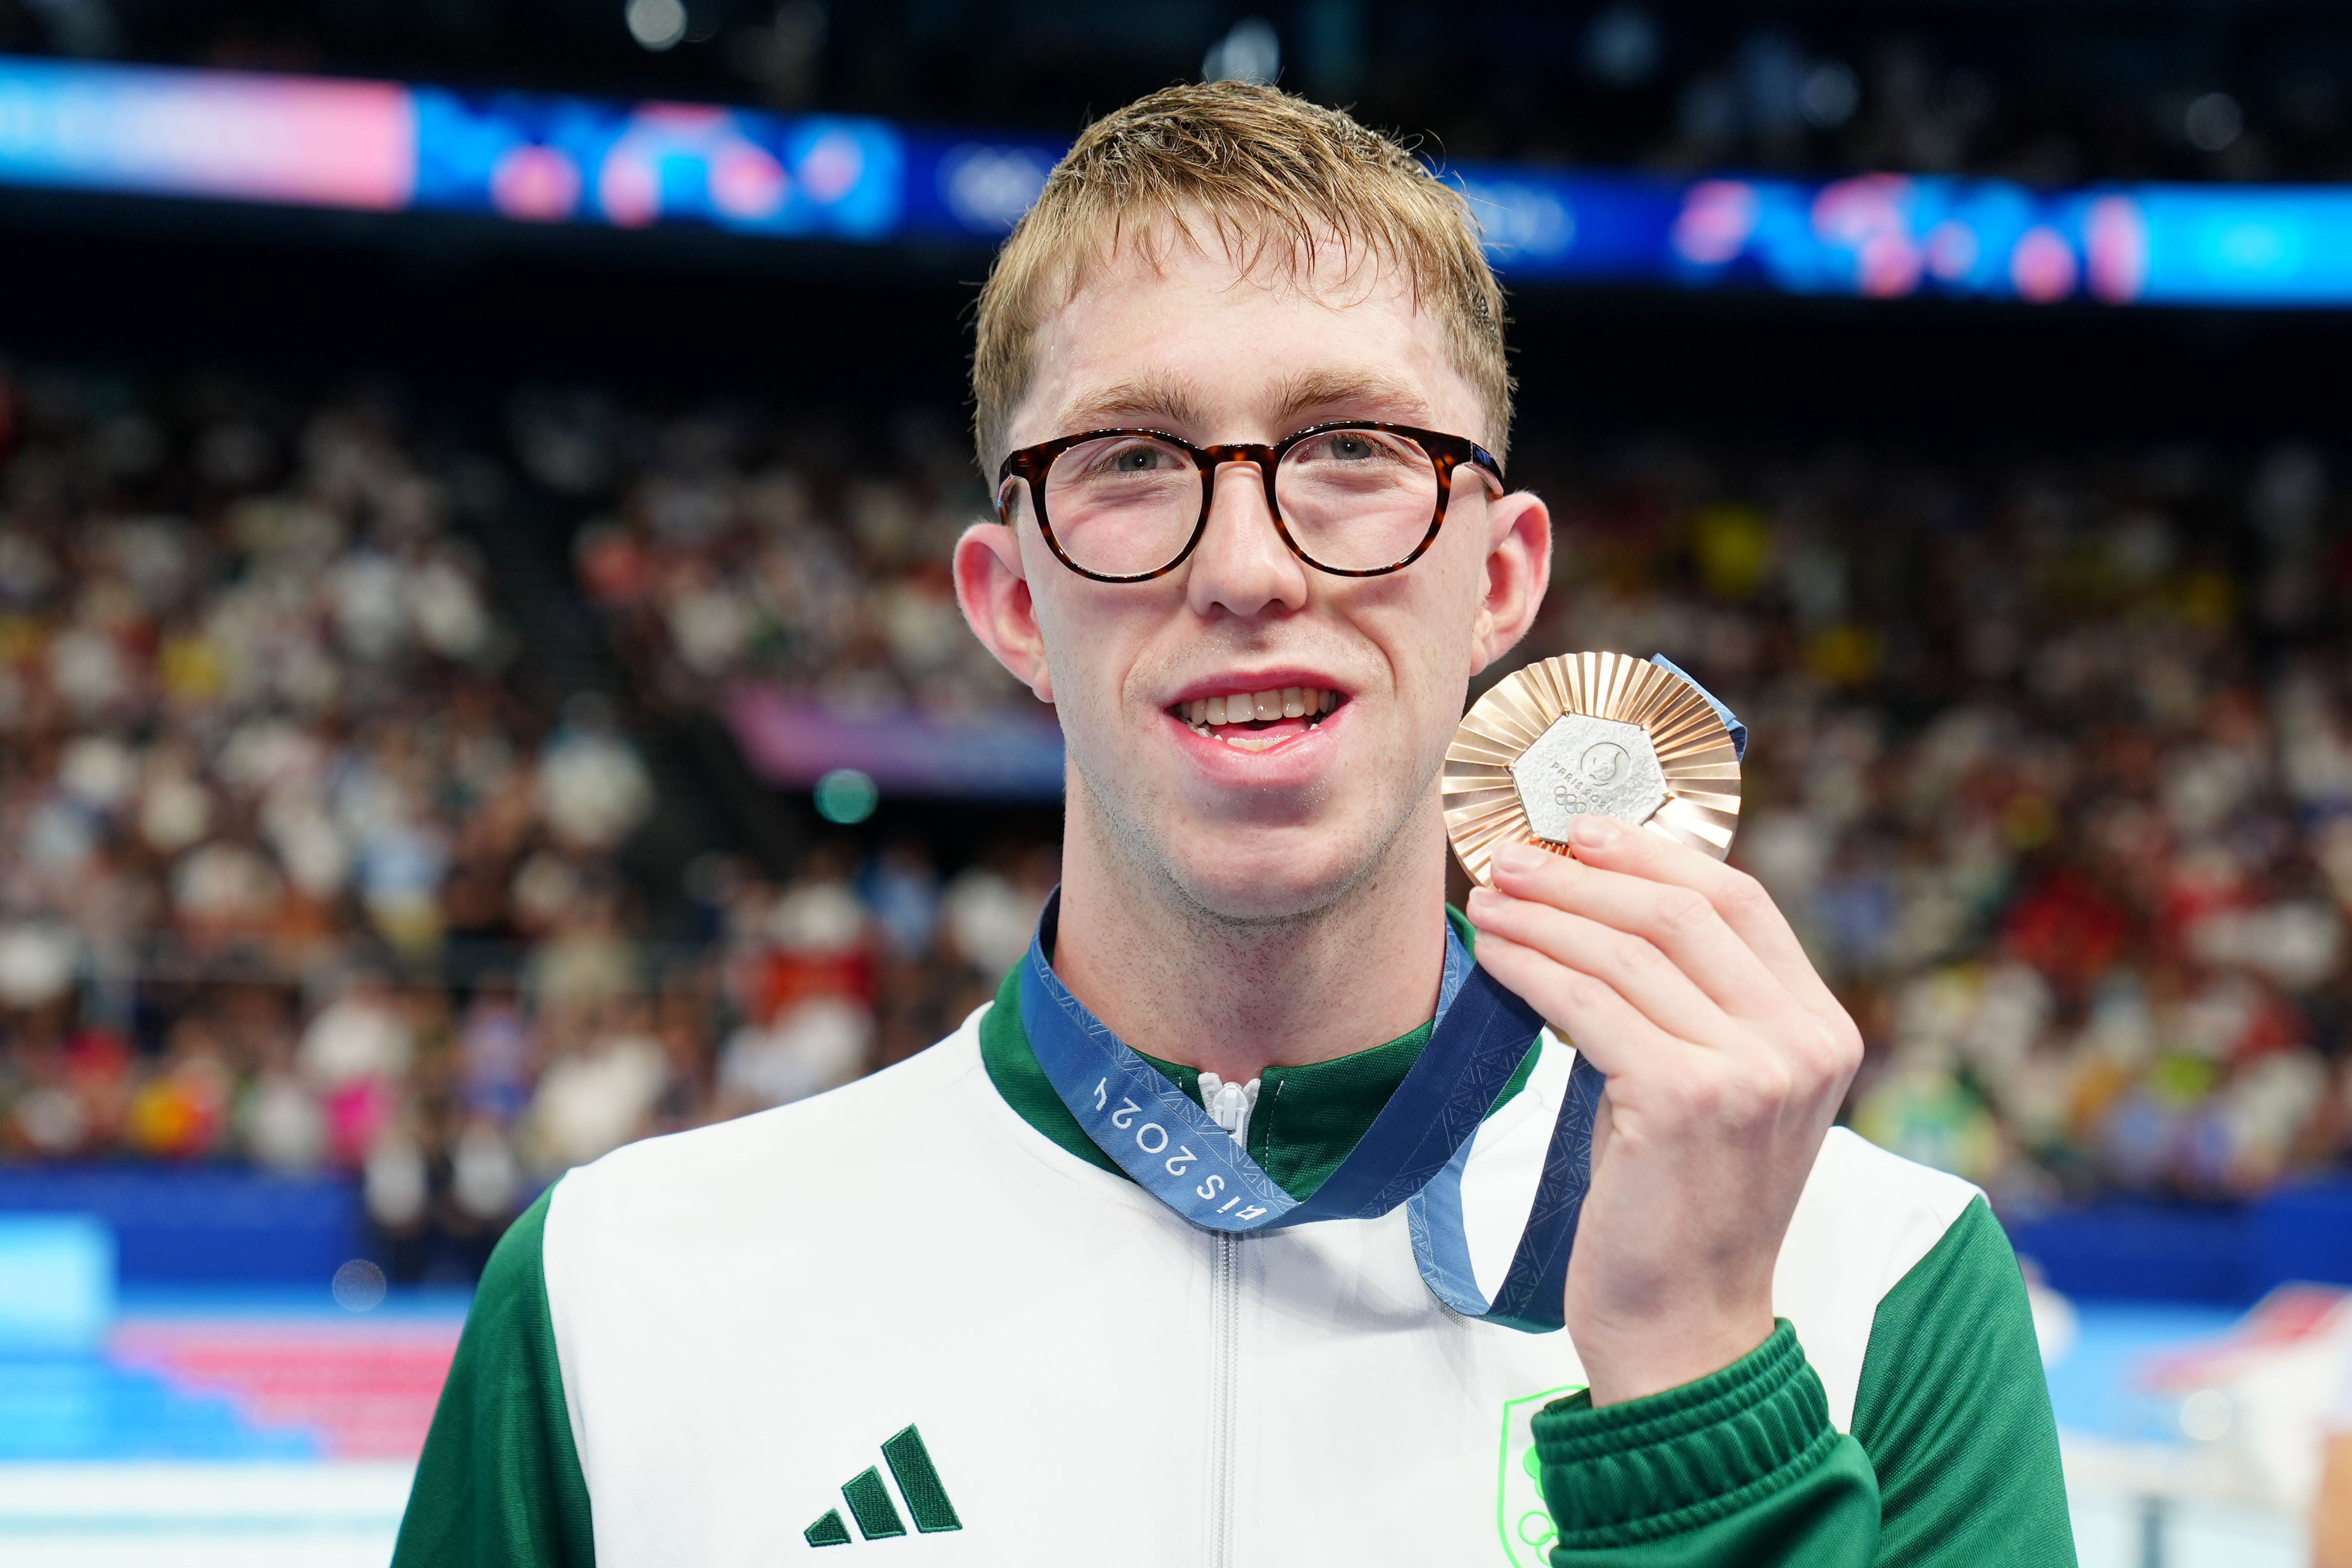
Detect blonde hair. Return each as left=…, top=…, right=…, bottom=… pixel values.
left=970, top=81, right=1513, bottom=472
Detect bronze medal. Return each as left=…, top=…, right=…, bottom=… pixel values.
left=1444, top=652, right=1743, bottom=886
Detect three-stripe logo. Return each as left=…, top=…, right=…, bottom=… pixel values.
left=805, top=1425, right=963, bottom=1547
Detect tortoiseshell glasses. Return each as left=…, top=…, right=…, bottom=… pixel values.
left=995, top=421, right=1507, bottom=583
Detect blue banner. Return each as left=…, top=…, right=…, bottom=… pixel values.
left=410, top=88, right=901, bottom=239
left=6, top=53, right=2352, bottom=308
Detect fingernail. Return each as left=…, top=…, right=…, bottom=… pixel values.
left=1491, top=844, right=1539, bottom=876
left=1570, top=814, right=1617, bottom=848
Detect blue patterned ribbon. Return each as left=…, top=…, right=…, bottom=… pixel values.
left=1019, top=893, right=1606, bottom=1333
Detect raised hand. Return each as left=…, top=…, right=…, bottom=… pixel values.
left=1464, top=813, right=1863, bottom=1407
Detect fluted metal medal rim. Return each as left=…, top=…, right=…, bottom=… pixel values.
left=1445, top=652, right=1743, bottom=887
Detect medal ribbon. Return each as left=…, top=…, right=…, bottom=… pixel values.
left=1649, top=654, right=1750, bottom=761
left=1019, top=892, right=1606, bottom=1333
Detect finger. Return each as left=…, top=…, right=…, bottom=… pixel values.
left=1486, top=837, right=1786, bottom=1024
left=1516, top=816, right=1843, bottom=1023
left=1466, top=884, right=1734, bottom=1048
left=1470, top=928, right=1703, bottom=1082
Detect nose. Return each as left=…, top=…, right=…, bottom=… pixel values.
left=1184, top=456, right=1309, bottom=620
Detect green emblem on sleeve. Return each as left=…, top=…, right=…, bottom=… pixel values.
left=1497, top=1385, right=1582, bottom=1567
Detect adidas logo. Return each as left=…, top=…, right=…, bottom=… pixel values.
left=805, top=1425, right=963, bottom=1547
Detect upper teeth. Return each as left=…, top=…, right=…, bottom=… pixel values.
left=1182, top=688, right=1338, bottom=728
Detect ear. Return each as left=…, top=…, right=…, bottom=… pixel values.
left=1467, top=488, right=1551, bottom=676
left=954, top=519, right=1055, bottom=704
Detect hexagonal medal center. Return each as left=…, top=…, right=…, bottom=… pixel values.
left=1510, top=714, right=1670, bottom=843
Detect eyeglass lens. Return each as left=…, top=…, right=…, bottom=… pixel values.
left=1038, top=429, right=1442, bottom=577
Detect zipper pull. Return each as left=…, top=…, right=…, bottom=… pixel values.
left=1197, top=1073, right=1260, bottom=1149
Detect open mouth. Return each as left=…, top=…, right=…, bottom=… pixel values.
left=1169, top=687, right=1344, bottom=752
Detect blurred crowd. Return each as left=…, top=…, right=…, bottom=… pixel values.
left=0, top=367, right=1050, bottom=1279
left=1510, top=16, right=2352, bottom=188
left=530, top=392, right=1022, bottom=721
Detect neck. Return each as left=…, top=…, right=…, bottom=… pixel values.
left=1049, top=791, right=1450, bottom=1084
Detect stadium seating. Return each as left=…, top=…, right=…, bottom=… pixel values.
left=5, top=363, right=2352, bottom=1283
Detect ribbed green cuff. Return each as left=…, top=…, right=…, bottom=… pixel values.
left=1533, top=1320, right=1842, bottom=1551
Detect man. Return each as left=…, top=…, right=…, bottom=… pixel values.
left=395, top=84, right=2073, bottom=1566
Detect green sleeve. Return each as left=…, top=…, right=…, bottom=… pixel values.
left=393, top=1185, right=596, bottom=1568
left=1534, top=1320, right=1881, bottom=1566
left=1849, top=1197, right=2076, bottom=1568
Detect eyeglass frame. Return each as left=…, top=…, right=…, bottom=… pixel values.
left=995, top=419, right=1508, bottom=583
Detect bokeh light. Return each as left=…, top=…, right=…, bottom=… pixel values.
left=814, top=768, right=880, bottom=825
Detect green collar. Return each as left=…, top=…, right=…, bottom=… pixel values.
left=978, top=906, right=1540, bottom=1202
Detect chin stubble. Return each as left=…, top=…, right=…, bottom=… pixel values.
left=1067, top=739, right=1441, bottom=939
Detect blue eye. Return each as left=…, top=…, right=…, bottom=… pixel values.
left=1304, top=431, right=1400, bottom=464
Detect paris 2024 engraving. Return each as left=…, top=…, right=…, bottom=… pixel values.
left=1509, top=713, right=1670, bottom=845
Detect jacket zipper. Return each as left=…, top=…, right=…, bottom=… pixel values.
left=1208, top=1230, right=1241, bottom=1568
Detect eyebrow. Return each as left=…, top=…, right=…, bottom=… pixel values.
left=1054, top=374, right=1214, bottom=437
left=1054, top=367, right=1439, bottom=443
left=1266, top=368, right=1435, bottom=433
